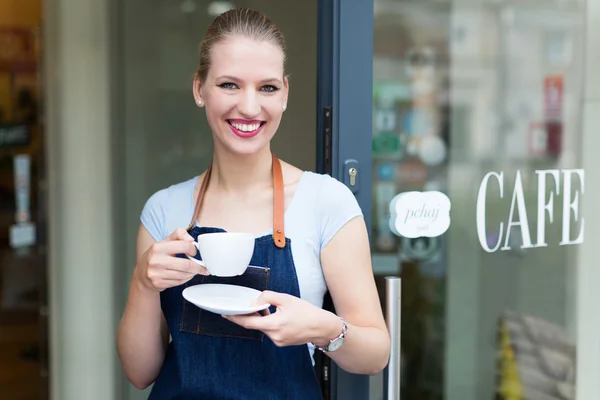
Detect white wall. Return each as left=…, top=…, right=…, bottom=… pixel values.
left=44, top=0, right=117, bottom=399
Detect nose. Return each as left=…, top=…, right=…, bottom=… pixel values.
left=237, top=89, right=261, bottom=117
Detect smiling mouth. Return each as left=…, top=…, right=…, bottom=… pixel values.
left=226, top=120, right=267, bottom=138
left=227, top=120, right=266, bottom=132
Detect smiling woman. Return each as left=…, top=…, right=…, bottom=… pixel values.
left=116, top=7, right=390, bottom=400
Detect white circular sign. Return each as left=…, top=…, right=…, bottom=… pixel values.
left=418, top=135, right=447, bottom=166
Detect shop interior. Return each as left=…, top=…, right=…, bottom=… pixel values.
left=0, top=1, right=47, bottom=399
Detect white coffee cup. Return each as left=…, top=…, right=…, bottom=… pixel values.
left=187, top=232, right=255, bottom=277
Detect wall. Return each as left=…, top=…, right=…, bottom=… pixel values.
left=44, top=0, right=117, bottom=399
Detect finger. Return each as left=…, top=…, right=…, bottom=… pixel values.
left=255, top=290, right=289, bottom=306
left=259, top=307, right=271, bottom=316
left=223, top=314, right=274, bottom=331
left=156, top=240, right=197, bottom=257
left=250, top=298, right=272, bottom=315
left=167, top=228, right=194, bottom=242
left=186, top=254, right=205, bottom=268
left=159, top=269, right=197, bottom=281
left=240, top=312, right=263, bottom=317
left=146, top=270, right=197, bottom=291
left=166, top=257, right=209, bottom=276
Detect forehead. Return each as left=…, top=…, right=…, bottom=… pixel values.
left=208, top=36, right=284, bottom=80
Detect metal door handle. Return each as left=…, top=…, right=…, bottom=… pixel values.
left=385, top=276, right=401, bottom=400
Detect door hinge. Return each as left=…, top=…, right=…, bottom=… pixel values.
left=323, top=106, right=333, bottom=175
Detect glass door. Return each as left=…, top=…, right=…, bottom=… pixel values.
left=328, top=0, right=593, bottom=399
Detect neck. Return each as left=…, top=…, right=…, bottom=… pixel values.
left=210, top=146, right=273, bottom=193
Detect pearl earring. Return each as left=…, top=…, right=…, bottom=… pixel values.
left=198, top=100, right=203, bottom=106
left=282, top=104, right=286, bottom=111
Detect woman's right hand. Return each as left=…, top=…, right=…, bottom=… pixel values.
left=134, top=228, right=209, bottom=292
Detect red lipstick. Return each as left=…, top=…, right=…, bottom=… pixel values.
left=227, top=119, right=265, bottom=139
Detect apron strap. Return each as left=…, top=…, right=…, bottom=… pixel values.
left=187, top=154, right=286, bottom=249
left=272, top=154, right=285, bottom=248
left=187, top=162, right=212, bottom=232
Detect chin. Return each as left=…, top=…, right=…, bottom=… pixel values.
left=221, top=138, right=270, bottom=157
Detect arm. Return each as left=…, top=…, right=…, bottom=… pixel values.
left=225, top=216, right=391, bottom=375
left=117, top=225, right=169, bottom=389
left=315, top=216, right=390, bottom=375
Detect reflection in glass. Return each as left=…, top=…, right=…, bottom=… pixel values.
left=372, top=0, right=586, bottom=398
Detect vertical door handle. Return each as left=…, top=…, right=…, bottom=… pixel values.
left=385, top=276, right=401, bottom=400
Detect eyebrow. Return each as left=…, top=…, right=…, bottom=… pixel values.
left=216, top=75, right=283, bottom=85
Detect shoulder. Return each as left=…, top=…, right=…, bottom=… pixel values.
left=300, top=172, right=359, bottom=204
left=140, top=176, right=198, bottom=241
left=144, top=176, right=197, bottom=210
left=292, top=170, right=336, bottom=188
left=297, top=172, right=363, bottom=249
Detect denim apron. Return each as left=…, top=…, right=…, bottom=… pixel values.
left=148, top=155, right=323, bottom=400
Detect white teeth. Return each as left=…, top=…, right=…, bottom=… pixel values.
left=230, top=122, right=260, bottom=132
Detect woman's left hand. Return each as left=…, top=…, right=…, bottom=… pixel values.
left=223, top=291, right=339, bottom=347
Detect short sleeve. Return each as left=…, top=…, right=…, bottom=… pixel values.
left=319, top=175, right=364, bottom=249
left=140, top=188, right=169, bottom=241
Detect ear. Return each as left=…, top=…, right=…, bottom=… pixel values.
left=193, top=75, right=204, bottom=107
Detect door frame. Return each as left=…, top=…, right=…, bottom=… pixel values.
left=316, top=0, right=375, bottom=398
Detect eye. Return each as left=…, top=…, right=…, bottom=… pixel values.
left=218, top=82, right=238, bottom=90
left=260, top=85, right=279, bottom=93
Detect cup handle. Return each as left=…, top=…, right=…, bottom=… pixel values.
left=186, top=242, right=205, bottom=267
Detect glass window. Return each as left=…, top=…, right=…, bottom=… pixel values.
left=372, top=0, right=587, bottom=398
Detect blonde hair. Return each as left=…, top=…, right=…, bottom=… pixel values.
left=196, top=8, right=287, bottom=82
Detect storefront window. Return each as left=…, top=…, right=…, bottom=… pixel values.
left=372, top=0, right=587, bottom=398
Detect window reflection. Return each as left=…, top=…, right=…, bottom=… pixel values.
left=372, top=0, right=586, bottom=398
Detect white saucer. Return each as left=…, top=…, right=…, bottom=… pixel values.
left=182, top=283, right=270, bottom=316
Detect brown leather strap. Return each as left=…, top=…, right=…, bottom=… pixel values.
left=187, top=154, right=286, bottom=249
left=186, top=164, right=212, bottom=231
left=272, top=154, right=285, bottom=248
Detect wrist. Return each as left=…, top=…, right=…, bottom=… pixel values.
left=311, top=311, right=345, bottom=348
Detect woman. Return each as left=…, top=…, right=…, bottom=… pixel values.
left=117, top=8, right=390, bottom=399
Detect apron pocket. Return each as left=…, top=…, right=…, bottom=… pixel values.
left=179, top=266, right=270, bottom=341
